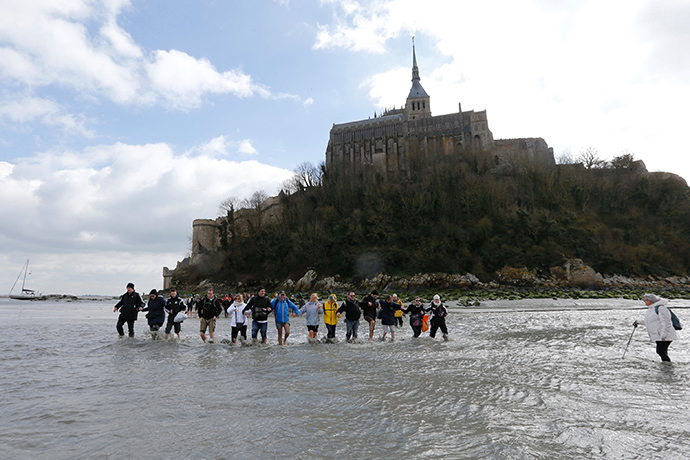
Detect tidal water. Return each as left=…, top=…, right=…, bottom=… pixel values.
left=1, top=298, right=689, bottom=460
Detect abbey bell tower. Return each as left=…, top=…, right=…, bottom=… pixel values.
left=404, top=38, right=431, bottom=121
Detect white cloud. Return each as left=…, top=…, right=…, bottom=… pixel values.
left=0, top=0, right=302, bottom=117
left=146, top=50, right=271, bottom=110
left=187, top=135, right=231, bottom=157
left=185, top=136, right=259, bottom=157
left=0, top=95, right=94, bottom=136
left=237, top=139, right=258, bottom=155
left=317, top=0, right=690, bottom=183
left=0, top=140, right=294, bottom=294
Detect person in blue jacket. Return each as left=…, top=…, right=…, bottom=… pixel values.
left=271, top=291, right=300, bottom=345
left=142, top=289, right=167, bottom=338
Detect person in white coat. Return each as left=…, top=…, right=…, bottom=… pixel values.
left=226, top=294, right=249, bottom=343
left=633, top=294, right=677, bottom=362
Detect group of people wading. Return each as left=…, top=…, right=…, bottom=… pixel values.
left=113, top=284, right=450, bottom=344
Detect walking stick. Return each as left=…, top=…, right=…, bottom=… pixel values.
left=622, top=323, right=637, bottom=359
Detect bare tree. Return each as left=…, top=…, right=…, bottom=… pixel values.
left=279, top=177, right=299, bottom=196
left=578, top=147, right=606, bottom=169
left=242, top=190, right=269, bottom=229
left=244, top=190, right=269, bottom=211
left=556, top=148, right=575, bottom=165
left=218, top=196, right=241, bottom=216
left=294, top=162, right=323, bottom=190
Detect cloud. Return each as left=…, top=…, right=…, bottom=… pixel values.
left=0, top=139, right=294, bottom=294
left=237, top=139, right=258, bottom=155
left=185, top=136, right=260, bottom=157
left=317, top=0, right=690, bottom=183
left=0, top=0, right=301, bottom=116
left=0, top=94, right=94, bottom=136
left=146, top=50, right=272, bottom=110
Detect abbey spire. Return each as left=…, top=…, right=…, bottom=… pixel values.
left=405, top=37, right=431, bottom=120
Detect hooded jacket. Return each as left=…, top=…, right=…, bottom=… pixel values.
left=271, top=297, right=299, bottom=323
left=639, top=299, right=678, bottom=341
left=143, top=295, right=167, bottom=326
left=323, top=295, right=339, bottom=326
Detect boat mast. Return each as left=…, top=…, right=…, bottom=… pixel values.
left=21, top=259, right=29, bottom=291
left=10, top=259, right=28, bottom=294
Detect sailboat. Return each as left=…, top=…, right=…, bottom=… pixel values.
left=9, top=259, right=42, bottom=300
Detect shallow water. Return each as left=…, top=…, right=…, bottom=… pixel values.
left=0, top=298, right=689, bottom=459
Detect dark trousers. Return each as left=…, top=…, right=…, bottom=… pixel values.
left=411, top=325, right=422, bottom=337
left=396, top=316, right=403, bottom=327
left=429, top=320, right=448, bottom=338
left=165, top=319, right=181, bottom=334
left=232, top=324, right=247, bottom=342
left=326, top=324, right=336, bottom=338
left=656, top=341, right=672, bottom=362
left=116, top=317, right=135, bottom=336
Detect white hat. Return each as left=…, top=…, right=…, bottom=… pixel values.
left=433, top=294, right=440, bottom=300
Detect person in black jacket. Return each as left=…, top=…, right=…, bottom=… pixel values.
left=164, top=288, right=187, bottom=340
left=402, top=297, right=425, bottom=338
left=243, top=287, right=273, bottom=344
left=142, top=289, right=167, bottom=338
left=360, top=290, right=379, bottom=342
left=198, top=288, right=222, bottom=342
left=337, top=291, right=362, bottom=341
left=113, top=282, right=144, bottom=337
left=426, top=295, right=449, bottom=340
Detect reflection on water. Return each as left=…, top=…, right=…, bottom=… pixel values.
left=0, top=299, right=689, bottom=459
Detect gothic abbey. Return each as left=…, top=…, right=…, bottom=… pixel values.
left=325, top=42, right=555, bottom=172
left=163, top=43, right=559, bottom=288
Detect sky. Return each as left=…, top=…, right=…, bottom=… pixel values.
left=1, top=0, right=689, bottom=296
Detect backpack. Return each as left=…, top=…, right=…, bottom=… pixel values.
left=655, top=305, right=683, bottom=330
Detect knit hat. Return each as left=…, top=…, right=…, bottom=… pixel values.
left=371, top=289, right=379, bottom=296
left=149, top=289, right=158, bottom=296
left=126, top=282, right=135, bottom=289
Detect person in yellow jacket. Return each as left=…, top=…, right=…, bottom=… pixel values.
left=392, top=294, right=404, bottom=328
left=323, top=294, right=341, bottom=340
